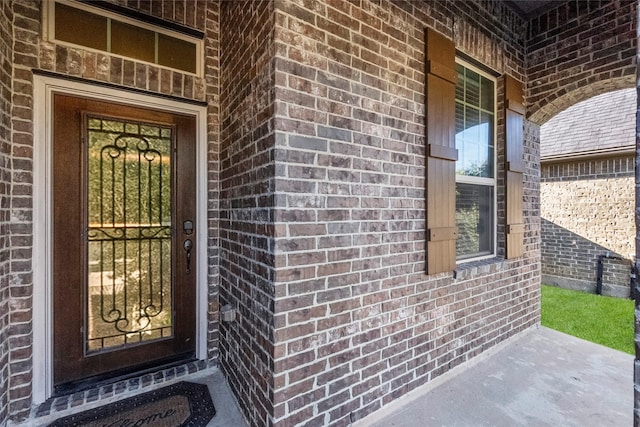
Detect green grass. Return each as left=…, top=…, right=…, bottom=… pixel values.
left=541, top=284, right=634, bottom=355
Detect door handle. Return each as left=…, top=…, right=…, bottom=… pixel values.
left=183, top=239, right=193, bottom=274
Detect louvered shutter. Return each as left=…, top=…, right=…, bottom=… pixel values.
left=504, top=75, right=525, bottom=259
left=425, top=28, right=457, bottom=275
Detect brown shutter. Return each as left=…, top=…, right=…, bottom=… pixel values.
left=504, top=75, right=525, bottom=259
left=425, top=28, right=457, bottom=275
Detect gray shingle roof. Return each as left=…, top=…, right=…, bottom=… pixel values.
left=540, top=88, right=636, bottom=160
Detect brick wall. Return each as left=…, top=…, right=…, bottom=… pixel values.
left=8, top=0, right=39, bottom=420
left=218, top=1, right=276, bottom=426
left=268, top=1, right=539, bottom=425
left=541, top=156, right=634, bottom=296
left=5, top=0, right=221, bottom=423
left=0, top=1, right=13, bottom=425
left=526, top=0, right=637, bottom=124
left=202, top=0, right=221, bottom=365
left=3, top=0, right=635, bottom=425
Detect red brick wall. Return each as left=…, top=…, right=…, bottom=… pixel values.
left=2, top=0, right=634, bottom=425
left=5, top=0, right=221, bottom=423
left=269, top=1, right=539, bottom=425
left=0, top=1, right=13, bottom=425
left=8, top=0, right=39, bottom=420
left=526, top=0, right=637, bottom=124
left=107, top=0, right=208, bottom=30
left=218, top=1, right=276, bottom=426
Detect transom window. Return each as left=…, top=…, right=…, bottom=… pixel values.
left=454, top=60, right=496, bottom=260
left=45, top=0, right=203, bottom=76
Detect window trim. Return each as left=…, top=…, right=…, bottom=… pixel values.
left=43, top=0, right=204, bottom=77
left=454, top=58, right=498, bottom=263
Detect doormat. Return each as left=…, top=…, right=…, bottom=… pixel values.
left=49, top=381, right=216, bottom=427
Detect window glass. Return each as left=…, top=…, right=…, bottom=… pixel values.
left=111, top=20, right=156, bottom=64
left=455, top=64, right=495, bottom=178
left=456, top=183, right=494, bottom=259
left=455, top=62, right=496, bottom=260
left=55, top=2, right=107, bottom=51
left=158, top=34, right=197, bottom=74
left=50, top=1, right=201, bottom=75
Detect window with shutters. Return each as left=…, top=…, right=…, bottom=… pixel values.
left=454, top=60, right=496, bottom=261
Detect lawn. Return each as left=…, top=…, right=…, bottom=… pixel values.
left=541, top=284, right=635, bottom=355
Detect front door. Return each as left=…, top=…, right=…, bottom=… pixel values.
left=52, top=94, right=196, bottom=392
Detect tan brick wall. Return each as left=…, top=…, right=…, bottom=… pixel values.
left=541, top=156, right=634, bottom=296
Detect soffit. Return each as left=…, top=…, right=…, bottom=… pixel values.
left=505, top=0, right=564, bottom=19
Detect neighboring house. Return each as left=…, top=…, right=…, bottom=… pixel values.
left=0, top=1, right=638, bottom=427
left=541, top=89, right=636, bottom=297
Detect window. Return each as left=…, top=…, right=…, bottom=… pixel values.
left=454, top=61, right=496, bottom=260
left=46, top=0, right=202, bottom=76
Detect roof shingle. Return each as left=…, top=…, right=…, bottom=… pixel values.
left=540, top=88, right=636, bottom=160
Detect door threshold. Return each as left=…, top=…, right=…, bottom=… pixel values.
left=33, top=359, right=215, bottom=421
left=53, top=354, right=197, bottom=396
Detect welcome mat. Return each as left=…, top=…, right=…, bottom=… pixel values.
left=49, top=381, right=216, bottom=427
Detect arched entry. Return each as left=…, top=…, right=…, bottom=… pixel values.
left=528, top=75, right=636, bottom=126
left=540, top=88, right=636, bottom=297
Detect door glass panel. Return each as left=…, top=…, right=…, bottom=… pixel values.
left=85, top=115, right=173, bottom=353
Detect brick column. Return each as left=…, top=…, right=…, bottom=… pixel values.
left=0, top=1, right=13, bottom=426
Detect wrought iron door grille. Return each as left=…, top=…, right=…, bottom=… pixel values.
left=85, top=116, right=174, bottom=354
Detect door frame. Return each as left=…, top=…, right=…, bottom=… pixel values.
left=33, top=74, right=209, bottom=403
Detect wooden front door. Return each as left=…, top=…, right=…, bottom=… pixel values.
left=52, top=94, right=197, bottom=392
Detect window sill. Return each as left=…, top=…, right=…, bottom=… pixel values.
left=453, top=256, right=507, bottom=281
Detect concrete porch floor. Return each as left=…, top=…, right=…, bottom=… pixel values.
left=357, top=326, right=633, bottom=427
left=28, top=326, right=632, bottom=426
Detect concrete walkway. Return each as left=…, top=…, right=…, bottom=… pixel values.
left=357, top=326, right=633, bottom=427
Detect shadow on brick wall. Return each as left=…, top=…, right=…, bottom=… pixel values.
left=541, top=218, right=632, bottom=298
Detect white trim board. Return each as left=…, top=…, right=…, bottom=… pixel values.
left=32, top=74, right=209, bottom=403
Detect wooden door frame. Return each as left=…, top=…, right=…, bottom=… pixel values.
left=32, top=74, right=209, bottom=404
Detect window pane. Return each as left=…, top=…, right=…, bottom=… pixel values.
left=455, top=64, right=465, bottom=101
left=465, top=69, right=480, bottom=107
left=55, top=3, right=107, bottom=51
left=456, top=183, right=494, bottom=259
left=158, top=34, right=197, bottom=74
left=111, top=20, right=156, bottom=63
left=455, top=107, right=493, bottom=177
left=480, top=76, right=494, bottom=111
left=455, top=66, right=495, bottom=178
left=481, top=112, right=494, bottom=177
left=455, top=62, right=496, bottom=261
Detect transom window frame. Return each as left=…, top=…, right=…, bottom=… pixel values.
left=454, top=58, right=498, bottom=263
left=43, top=0, right=204, bottom=77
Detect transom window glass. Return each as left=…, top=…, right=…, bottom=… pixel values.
left=455, top=61, right=496, bottom=260
left=47, top=0, right=202, bottom=76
